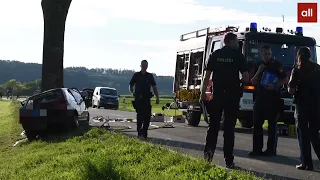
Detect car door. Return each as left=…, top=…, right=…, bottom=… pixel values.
left=70, top=89, right=86, bottom=120
left=64, top=89, right=78, bottom=109
left=68, top=89, right=82, bottom=118
left=93, top=88, right=99, bottom=106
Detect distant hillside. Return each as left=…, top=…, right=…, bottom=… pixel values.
left=0, top=60, right=174, bottom=95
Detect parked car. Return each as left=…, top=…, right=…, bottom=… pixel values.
left=81, top=88, right=94, bottom=108
left=19, top=88, right=90, bottom=140
left=92, top=87, right=120, bottom=109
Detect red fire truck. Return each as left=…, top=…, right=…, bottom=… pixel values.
left=173, top=22, right=318, bottom=127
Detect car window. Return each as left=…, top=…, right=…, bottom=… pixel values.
left=34, top=90, right=63, bottom=104
left=211, top=41, right=222, bottom=52
left=65, top=90, right=76, bottom=101
left=70, top=89, right=83, bottom=102
left=30, top=90, right=63, bottom=109
left=100, top=88, right=118, bottom=96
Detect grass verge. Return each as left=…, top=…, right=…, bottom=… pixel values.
left=0, top=100, right=260, bottom=180
left=118, top=97, right=182, bottom=116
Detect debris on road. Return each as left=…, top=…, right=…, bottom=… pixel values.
left=13, top=138, right=28, bottom=147
left=91, top=116, right=132, bottom=130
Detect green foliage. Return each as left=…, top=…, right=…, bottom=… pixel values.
left=0, top=60, right=174, bottom=95
left=0, top=79, right=41, bottom=96
left=0, top=100, right=24, bottom=151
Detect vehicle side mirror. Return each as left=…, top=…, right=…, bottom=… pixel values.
left=118, top=95, right=120, bottom=98
left=96, top=92, right=98, bottom=95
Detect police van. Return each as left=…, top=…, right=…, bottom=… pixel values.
left=173, top=22, right=318, bottom=127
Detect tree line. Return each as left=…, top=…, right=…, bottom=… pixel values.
left=0, top=79, right=41, bottom=96
left=0, top=60, right=174, bottom=95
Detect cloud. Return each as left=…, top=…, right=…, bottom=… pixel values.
left=0, top=0, right=285, bottom=27
left=0, top=0, right=318, bottom=29
left=247, top=0, right=283, bottom=2
left=85, top=0, right=257, bottom=24
left=114, top=40, right=178, bottom=49
left=0, top=0, right=109, bottom=28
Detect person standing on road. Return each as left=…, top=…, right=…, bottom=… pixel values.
left=199, top=32, right=249, bottom=168
left=129, top=60, right=160, bottom=140
left=288, top=46, right=320, bottom=170
left=249, top=45, right=287, bottom=157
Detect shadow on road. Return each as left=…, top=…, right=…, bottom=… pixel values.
left=232, top=166, right=301, bottom=180
left=145, top=136, right=301, bottom=166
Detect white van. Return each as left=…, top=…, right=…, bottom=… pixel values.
left=92, top=87, right=120, bottom=109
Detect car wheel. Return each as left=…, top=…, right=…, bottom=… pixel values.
left=97, top=101, right=100, bottom=109
left=69, top=115, right=79, bottom=129
left=25, top=130, right=37, bottom=141
left=85, top=112, right=90, bottom=125
left=186, top=110, right=201, bottom=126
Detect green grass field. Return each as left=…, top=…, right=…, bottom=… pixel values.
left=0, top=100, right=259, bottom=180
left=118, top=96, right=182, bottom=116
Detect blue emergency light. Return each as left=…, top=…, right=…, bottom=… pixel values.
left=250, top=22, right=257, bottom=32
left=295, top=26, right=303, bottom=36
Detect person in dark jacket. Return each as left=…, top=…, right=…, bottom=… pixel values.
left=249, top=45, right=287, bottom=156
left=199, top=32, right=249, bottom=168
left=129, top=60, right=159, bottom=140
left=288, top=46, right=320, bottom=170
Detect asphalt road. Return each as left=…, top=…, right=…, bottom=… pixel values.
left=89, top=108, right=320, bottom=180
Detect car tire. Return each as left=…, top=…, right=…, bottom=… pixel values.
left=97, top=101, right=100, bottom=109
left=69, top=114, right=79, bottom=129
left=85, top=112, right=90, bottom=125
left=25, top=130, right=37, bottom=141
left=186, top=110, right=201, bottom=126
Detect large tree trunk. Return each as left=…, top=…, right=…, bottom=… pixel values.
left=41, top=0, right=72, bottom=92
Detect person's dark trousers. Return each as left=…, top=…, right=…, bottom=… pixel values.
left=252, top=95, right=279, bottom=153
left=204, top=92, right=239, bottom=165
left=295, top=106, right=313, bottom=168
left=295, top=105, right=320, bottom=168
left=135, top=98, right=152, bottom=139
left=309, top=123, right=320, bottom=160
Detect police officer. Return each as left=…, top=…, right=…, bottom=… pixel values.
left=288, top=47, right=320, bottom=170
left=249, top=45, right=287, bottom=156
left=200, top=32, right=249, bottom=168
left=129, top=60, right=159, bottom=140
